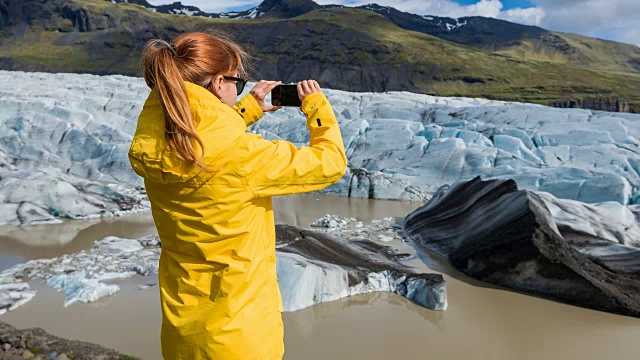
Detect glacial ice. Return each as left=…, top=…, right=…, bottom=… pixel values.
left=253, top=92, right=640, bottom=204
left=0, top=220, right=447, bottom=313
left=403, top=177, right=640, bottom=317
left=0, top=168, right=149, bottom=226
left=1, top=69, right=640, bottom=316
left=1, top=70, right=639, bottom=218
left=0, top=235, right=160, bottom=310
left=93, top=236, right=144, bottom=253
left=310, top=214, right=358, bottom=228
left=0, top=283, right=36, bottom=315
left=275, top=220, right=447, bottom=312
left=46, top=271, right=120, bottom=307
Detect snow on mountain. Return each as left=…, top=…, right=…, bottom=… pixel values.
left=170, top=7, right=197, bottom=16
left=358, top=4, right=468, bottom=32
left=1, top=70, right=639, bottom=226
left=446, top=19, right=467, bottom=31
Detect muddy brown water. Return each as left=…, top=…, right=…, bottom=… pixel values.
left=0, top=193, right=421, bottom=269
left=1, top=193, right=640, bottom=360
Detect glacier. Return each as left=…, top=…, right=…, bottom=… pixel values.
left=249, top=89, right=640, bottom=203
left=0, top=168, right=149, bottom=226
left=1, top=70, right=639, bottom=227
left=1, top=69, right=639, bottom=315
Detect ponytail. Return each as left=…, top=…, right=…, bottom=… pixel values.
left=140, top=39, right=212, bottom=174
left=140, top=32, right=254, bottom=174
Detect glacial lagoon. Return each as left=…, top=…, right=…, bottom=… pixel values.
left=1, top=194, right=639, bottom=360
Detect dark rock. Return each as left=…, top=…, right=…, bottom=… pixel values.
left=0, top=322, right=137, bottom=359
left=552, top=97, right=632, bottom=113
left=25, top=336, right=49, bottom=352
left=255, top=0, right=321, bottom=19
left=6, top=336, right=19, bottom=348
left=403, top=176, right=640, bottom=317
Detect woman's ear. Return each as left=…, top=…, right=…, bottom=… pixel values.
left=209, top=74, right=224, bottom=98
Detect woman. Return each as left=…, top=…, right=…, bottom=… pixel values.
left=128, top=31, right=347, bottom=359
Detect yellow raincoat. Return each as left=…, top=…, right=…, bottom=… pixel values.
left=127, top=80, right=347, bottom=359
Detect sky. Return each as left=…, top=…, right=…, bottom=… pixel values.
left=149, top=0, right=640, bottom=46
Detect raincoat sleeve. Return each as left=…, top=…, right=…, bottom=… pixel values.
left=233, top=93, right=264, bottom=126
left=244, top=91, right=348, bottom=198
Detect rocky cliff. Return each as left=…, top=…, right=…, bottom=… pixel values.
left=552, top=98, right=631, bottom=113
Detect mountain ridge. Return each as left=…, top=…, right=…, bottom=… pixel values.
left=105, top=0, right=640, bottom=79
left=0, top=0, right=638, bottom=112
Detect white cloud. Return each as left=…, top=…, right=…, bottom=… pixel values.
left=313, top=0, right=510, bottom=19
left=498, top=7, right=545, bottom=26
left=531, top=0, right=640, bottom=45
left=149, top=0, right=537, bottom=21
left=308, top=0, right=545, bottom=25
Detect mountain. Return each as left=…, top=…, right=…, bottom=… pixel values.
left=107, top=0, right=324, bottom=19
left=102, top=0, right=640, bottom=77
left=365, top=6, right=640, bottom=76
left=238, top=1, right=640, bottom=77
left=0, top=0, right=638, bottom=112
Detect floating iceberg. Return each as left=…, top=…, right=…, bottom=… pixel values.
left=276, top=223, right=446, bottom=311
left=0, top=221, right=446, bottom=313
left=46, top=271, right=120, bottom=307
left=0, top=235, right=159, bottom=311
left=0, top=283, right=36, bottom=315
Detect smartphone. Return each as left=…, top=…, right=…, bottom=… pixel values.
left=271, top=85, right=302, bottom=107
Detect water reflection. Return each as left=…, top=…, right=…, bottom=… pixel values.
left=0, top=193, right=421, bottom=270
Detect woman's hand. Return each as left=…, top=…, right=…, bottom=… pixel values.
left=249, top=80, right=283, bottom=112
left=297, top=80, right=322, bottom=103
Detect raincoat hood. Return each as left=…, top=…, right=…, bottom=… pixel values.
left=128, top=81, right=249, bottom=184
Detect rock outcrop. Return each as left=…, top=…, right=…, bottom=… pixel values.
left=403, top=176, right=640, bottom=317
left=552, top=98, right=632, bottom=113
left=0, top=321, right=135, bottom=359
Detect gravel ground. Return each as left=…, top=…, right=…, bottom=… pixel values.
left=0, top=321, right=137, bottom=360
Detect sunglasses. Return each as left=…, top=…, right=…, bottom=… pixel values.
left=223, top=75, right=247, bottom=96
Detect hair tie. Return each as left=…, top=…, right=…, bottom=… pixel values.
left=168, top=43, right=177, bottom=57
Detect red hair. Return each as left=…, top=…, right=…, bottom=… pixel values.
left=140, top=30, right=253, bottom=173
